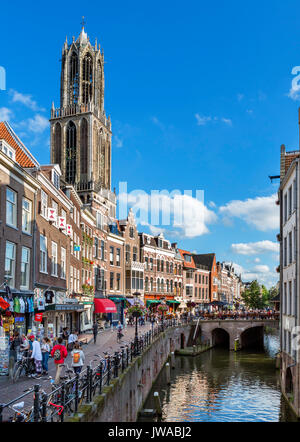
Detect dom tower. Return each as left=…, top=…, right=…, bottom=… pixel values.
left=50, top=24, right=115, bottom=217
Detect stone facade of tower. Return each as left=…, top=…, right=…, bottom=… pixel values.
left=50, top=26, right=112, bottom=207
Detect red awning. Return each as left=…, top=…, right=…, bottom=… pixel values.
left=94, top=298, right=117, bottom=314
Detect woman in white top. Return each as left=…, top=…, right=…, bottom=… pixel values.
left=30, top=336, right=43, bottom=377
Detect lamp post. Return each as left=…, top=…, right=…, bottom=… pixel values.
left=160, top=297, right=166, bottom=331
left=133, top=292, right=141, bottom=356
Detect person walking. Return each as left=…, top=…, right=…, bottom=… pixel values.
left=30, top=336, right=43, bottom=378
left=41, top=337, right=51, bottom=375
left=92, top=321, right=98, bottom=344
left=62, top=327, right=69, bottom=348
left=51, top=337, right=68, bottom=385
left=68, top=330, right=78, bottom=351
left=71, top=342, right=85, bottom=375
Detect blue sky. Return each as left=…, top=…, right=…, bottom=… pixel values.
left=1, top=0, right=300, bottom=287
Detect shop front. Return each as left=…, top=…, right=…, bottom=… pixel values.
left=93, top=298, right=117, bottom=327
left=107, top=296, right=126, bottom=326
left=42, top=303, right=85, bottom=339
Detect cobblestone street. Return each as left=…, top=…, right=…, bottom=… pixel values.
left=0, top=323, right=151, bottom=419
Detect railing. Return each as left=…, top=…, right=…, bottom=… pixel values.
left=0, top=317, right=192, bottom=423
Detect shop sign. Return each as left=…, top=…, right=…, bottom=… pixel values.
left=47, top=208, right=57, bottom=223
left=66, top=224, right=73, bottom=236
left=35, top=313, right=43, bottom=322
left=58, top=216, right=66, bottom=230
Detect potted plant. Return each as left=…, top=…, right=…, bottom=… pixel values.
left=127, top=304, right=146, bottom=318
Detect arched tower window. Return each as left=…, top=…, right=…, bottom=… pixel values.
left=54, top=122, right=61, bottom=165
left=82, top=53, right=93, bottom=104
left=66, top=121, right=77, bottom=184
left=96, top=60, right=103, bottom=110
left=69, top=52, right=79, bottom=104
left=80, top=118, right=88, bottom=176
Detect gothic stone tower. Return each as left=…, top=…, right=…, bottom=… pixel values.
left=50, top=25, right=112, bottom=206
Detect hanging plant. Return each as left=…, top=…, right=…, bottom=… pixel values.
left=127, top=304, right=146, bottom=317
left=157, top=304, right=168, bottom=313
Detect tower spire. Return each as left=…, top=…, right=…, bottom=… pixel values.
left=81, top=16, right=86, bottom=29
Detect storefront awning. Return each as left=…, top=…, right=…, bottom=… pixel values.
left=109, top=296, right=126, bottom=302
left=166, top=300, right=180, bottom=304
left=146, top=300, right=161, bottom=306
left=126, top=298, right=145, bottom=306
left=94, top=298, right=117, bottom=314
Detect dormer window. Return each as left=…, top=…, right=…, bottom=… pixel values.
left=184, top=254, right=192, bottom=263
left=52, top=170, right=60, bottom=189
left=0, top=139, right=16, bottom=161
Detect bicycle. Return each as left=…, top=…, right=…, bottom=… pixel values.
left=13, top=354, right=35, bottom=382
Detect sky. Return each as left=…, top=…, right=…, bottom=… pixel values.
left=1, top=0, right=300, bottom=288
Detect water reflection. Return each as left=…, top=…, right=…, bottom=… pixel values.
left=139, top=334, right=298, bottom=422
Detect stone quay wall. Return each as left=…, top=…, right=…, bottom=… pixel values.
left=67, top=324, right=192, bottom=422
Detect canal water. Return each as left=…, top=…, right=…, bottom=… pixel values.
left=139, top=334, right=297, bottom=422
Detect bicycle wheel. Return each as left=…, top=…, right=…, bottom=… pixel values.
left=13, top=363, right=24, bottom=383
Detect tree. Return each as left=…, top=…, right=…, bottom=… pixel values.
left=241, top=280, right=265, bottom=309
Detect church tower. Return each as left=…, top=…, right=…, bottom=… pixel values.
left=50, top=23, right=112, bottom=206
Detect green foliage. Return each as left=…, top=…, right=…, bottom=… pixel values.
left=241, top=280, right=266, bottom=309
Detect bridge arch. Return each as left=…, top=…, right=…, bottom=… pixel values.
left=285, top=366, right=294, bottom=397
left=211, top=327, right=230, bottom=348
left=240, top=325, right=264, bottom=350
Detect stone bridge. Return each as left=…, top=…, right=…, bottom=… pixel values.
left=197, top=319, right=279, bottom=350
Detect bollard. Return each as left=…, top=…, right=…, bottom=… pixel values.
left=165, top=363, right=171, bottom=385
left=170, top=351, right=176, bottom=369
left=33, top=384, right=40, bottom=422
left=154, top=392, right=162, bottom=416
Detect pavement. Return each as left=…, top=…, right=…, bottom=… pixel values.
left=0, top=322, right=152, bottom=420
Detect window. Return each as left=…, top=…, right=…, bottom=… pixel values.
left=184, top=254, right=191, bottom=263
left=161, top=260, right=164, bottom=272
left=6, top=188, right=17, bottom=227
left=145, top=257, right=148, bottom=270
left=157, top=259, right=160, bottom=272
left=94, top=237, right=99, bottom=258
left=52, top=170, right=60, bottom=189
left=52, top=200, right=58, bottom=227
left=288, top=186, right=292, bottom=217
left=70, top=266, right=73, bottom=292
left=150, top=258, right=153, bottom=270
left=96, top=211, right=103, bottom=229
left=166, top=262, right=169, bottom=273
left=170, top=263, right=173, bottom=273
left=284, top=237, right=287, bottom=267
left=150, top=278, right=153, bottom=291
left=40, top=235, right=47, bottom=273
left=133, top=247, right=137, bottom=262
left=294, top=179, right=297, bottom=211
left=294, top=227, right=297, bottom=262
left=110, top=272, right=114, bottom=290
left=101, top=240, right=105, bottom=260
left=51, top=242, right=58, bottom=276
left=284, top=193, right=287, bottom=222
left=157, top=278, right=160, bottom=292
left=166, top=280, right=169, bottom=292
left=116, top=273, right=120, bottom=290
left=145, top=277, right=149, bottom=291
left=289, top=231, right=292, bottom=264
left=5, top=241, right=16, bottom=287
left=110, top=246, right=114, bottom=265
left=125, top=245, right=130, bottom=262
left=22, top=198, right=32, bottom=234
left=20, top=247, right=30, bottom=289
left=170, top=280, right=173, bottom=293
left=129, top=227, right=134, bottom=238
left=61, top=247, right=66, bottom=279
left=195, top=274, right=197, bottom=283
left=116, top=248, right=120, bottom=266
left=41, top=189, right=48, bottom=218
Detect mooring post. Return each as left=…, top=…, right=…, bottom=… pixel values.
left=165, top=363, right=171, bottom=385
left=170, top=351, right=175, bottom=369
left=154, top=392, right=162, bottom=416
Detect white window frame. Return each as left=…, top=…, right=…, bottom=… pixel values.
left=61, top=247, right=66, bottom=279
left=41, top=189, right=48, bottom=218
left=5, top=241, right=16, bottom=288
left=40, top=234, right=47, bottom=273
left=6, top=187, right=17, bottom=228
left=22, top=198, right=32, bottom=234
left=20, top=247, right=30, bottom=290
left=51, top=241, right=58, bottom=276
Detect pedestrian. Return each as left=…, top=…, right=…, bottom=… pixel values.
left=71, top=342, right=85, bottom=375
left=30, top=336, right=43, bottom=378
left=9, top=331, right=22, bottom=379
left=51, top=337, right=68, bottom=385
left=68, top=330, right=78, bottom=351
left=62, top=327, right=69, bottom=348
left=92, top=321, right=98, bottom=344
left=41, top=337, right=51, bottom=375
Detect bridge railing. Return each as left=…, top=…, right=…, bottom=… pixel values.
left=0, top=317, right=192, bottom=422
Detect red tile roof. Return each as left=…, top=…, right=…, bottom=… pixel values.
left=178, top=249, right=196, bottom=269
left=0, top=121, right=39, bottom=168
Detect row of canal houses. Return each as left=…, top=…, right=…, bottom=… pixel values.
left=0, top=121, right=243, bottom=340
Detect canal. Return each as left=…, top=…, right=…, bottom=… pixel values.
left=139, top=333, right=297, bottom=422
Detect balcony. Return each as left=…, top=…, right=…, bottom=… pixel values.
left=50, top=103, right=111, bottom=130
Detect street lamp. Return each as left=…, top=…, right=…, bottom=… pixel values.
left=133, top=291, right=141, bottom=356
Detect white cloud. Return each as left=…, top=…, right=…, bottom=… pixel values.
left=231, top=240, right=279, bottom=255
left=27, top=114, right=49, bottom=133
left=195, top=114, right=232, bottom=126
left=228, top=261, right=277, bottom=288
left=114, top=135, right=123, bottom=148
left=221, top=117, right=232, bottom=125
left=220, top=193, right=279, bottom=231
left=118, top=191, right=217, bottom=238
left=0, top=107, right=13, bottom=121
left=254, top=257, right=260, bottom=263
left=9, top=89, right=45, bottom=112
left=252, top=264, right=270, bottom=273
left=195, top=114, right=211, bottom=126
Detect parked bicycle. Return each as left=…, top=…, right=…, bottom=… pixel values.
left=13, top=355, right=35, bottom=382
